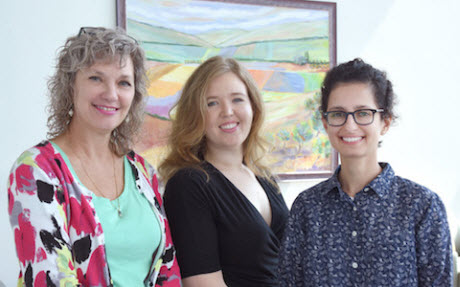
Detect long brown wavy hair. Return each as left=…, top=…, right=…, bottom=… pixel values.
left=158, top=56, right=274, bottom=184
left=47, top=27, right=147, bottom=156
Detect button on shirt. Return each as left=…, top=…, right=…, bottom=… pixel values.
left=279, top=163, right=453, bottom=287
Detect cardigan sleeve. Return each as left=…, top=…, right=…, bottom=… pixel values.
left=133, top=153, right=182, bottom=286
left=154, top=169, right=182, bottom=286
left=7, top=147, right=81, bottom=286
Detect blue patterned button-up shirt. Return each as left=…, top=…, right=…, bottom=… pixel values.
left=279, top=163, right=453, bottom=287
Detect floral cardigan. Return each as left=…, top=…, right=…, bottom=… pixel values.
left=7, top=141, right=181, bottom=286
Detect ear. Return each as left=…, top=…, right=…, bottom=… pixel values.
left=380, top=116, right=392, bottom=135
left=321, top=117, right=328, bottom=132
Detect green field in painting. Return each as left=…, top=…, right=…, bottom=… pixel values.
left=128, top=19, right=330, bottom=64
left=127, top=15, right=333, bottom=173
left=262, top=90, right=331, bottom=172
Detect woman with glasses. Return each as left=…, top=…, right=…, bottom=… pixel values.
left=278, top=58, right=452, bottom=286
left=159, top=56, right=289, bottom=287
left=7, top=27, right=181, bottom=286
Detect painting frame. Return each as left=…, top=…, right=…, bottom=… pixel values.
left=116, top=0, right=338, bottom=181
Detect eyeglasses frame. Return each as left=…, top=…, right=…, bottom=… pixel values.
left=322, top=108, right=385, bottom=127
left=77, top=26, right=139, bottom=44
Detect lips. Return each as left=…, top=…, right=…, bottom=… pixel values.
left=220, top=122, right=238, bottom=130
left=95, top=105, right=117, bottom=112
left=94, top=105, right=119, bottom=115
left=342, top=136, right=363, bottom=143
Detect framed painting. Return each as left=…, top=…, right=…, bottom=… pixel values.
left=117, top=0, right=338, bottom=180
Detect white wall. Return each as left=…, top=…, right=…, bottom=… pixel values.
left=1, top=0, right=459, bottom=285
left=0, top=1, right=116, bottom=285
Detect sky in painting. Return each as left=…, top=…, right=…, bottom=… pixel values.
left=127, top=0, right=328, bottom=35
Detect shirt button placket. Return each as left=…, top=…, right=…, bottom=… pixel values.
left=351, top=202, right=360, bottom=278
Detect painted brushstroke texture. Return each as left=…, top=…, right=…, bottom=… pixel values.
left=126, top=0, right=333, bottom=174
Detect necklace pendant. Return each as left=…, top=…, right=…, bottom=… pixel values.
left=117, top=209, right=123, bottom=217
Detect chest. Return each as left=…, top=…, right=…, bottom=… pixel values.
left=222, top=171, right=272, bottom=226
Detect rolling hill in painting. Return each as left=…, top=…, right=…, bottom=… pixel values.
left=128, top=16, right=333, bottom=174
left=128, top=18, right=330, bottom=63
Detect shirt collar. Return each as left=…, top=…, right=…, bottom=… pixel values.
left=323, top=162, right=395, bottom=199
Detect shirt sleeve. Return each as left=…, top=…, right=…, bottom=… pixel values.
left=7, top=149, right=80, bottom=286
left=278, top=195, right=306, bottom=287
left=415, top=192, right=453, bottom=286
left=163, top=169, right=221, bottom=279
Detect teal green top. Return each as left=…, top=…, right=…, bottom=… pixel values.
left=51, top=142, right=162, bottom=286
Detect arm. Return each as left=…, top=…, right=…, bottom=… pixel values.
left=415, top=193, right=453, bottom=286
left=278, top=197, right=306, bottom=287
left=8, top=148, right=80, bottom=286
left=182, top=271, right=227, bottom=287
left=163, top=169, right=224, bottom=284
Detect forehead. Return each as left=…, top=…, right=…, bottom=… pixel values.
left=83, top=55, right=134, bottom=74
left=328, top=82, right=377, bottom=109
left=206, top=72, right=247, bottom=96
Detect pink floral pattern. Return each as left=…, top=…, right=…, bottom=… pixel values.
left=8, top=141, right=181, bottom=286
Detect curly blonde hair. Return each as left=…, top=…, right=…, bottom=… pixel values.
left=47, top=27, right=147, bottom=156
left=159, top=56, right=274, bottom=184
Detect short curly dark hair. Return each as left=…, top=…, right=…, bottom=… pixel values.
left=321, top=58, right=397, bottom=122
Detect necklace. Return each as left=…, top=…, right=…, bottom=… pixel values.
left=77, top=151, right=123, bottom=217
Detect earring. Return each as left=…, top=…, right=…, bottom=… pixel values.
left=68, top=108, right=74, bottom=117
left=125, top=115, right=130, bottom=123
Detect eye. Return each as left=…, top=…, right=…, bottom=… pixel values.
left=207, top=101, right=218, bottom=107
left=119, top=80, right=132, bottom=87
left=356, top=109, right=372, bottom=118
left=89, top=76, right=101, bottom=82
left=233, top=97, right=244, bottom=103
left=329, top=111, right=345, bottom=118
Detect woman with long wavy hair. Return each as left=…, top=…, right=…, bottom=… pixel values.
left=159, top=56, right=289, bottom=287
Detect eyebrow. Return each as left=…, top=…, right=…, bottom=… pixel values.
left=206, top=92, right=247, bottom=99
left=327, top=105, right=374, bottom=110
left=86, top=69, right=134, bottom=80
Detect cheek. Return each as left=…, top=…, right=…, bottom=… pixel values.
left=124, top=91, right=136, bottom=107
left=245, top=105, right=254, bottom=122
left=204, top=112, right=214, bottom=133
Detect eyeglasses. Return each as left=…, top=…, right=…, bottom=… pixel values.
left=77, top=27, right=139, bottom=44
left=78, top=27, right=105, bottom=37
left=323, top=109, right=384, bottom=126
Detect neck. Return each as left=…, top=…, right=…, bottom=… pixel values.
left=338, top=157, right=382, bottom=197
left=54, top=123, right=114, bottom=160
left=204, top=145, right=244, bottom=171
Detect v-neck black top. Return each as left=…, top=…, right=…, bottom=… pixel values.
left=164, top=162, right=289, bottom=286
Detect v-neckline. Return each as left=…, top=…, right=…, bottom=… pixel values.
left=205, top=161, right=274, bottom=228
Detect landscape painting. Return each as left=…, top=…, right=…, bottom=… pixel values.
left=117, top=0, right=337, bottom=179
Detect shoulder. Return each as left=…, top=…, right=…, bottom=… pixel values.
left=11, top=141, right=65, bottom=175
left=163, top=165, right=211, bottom=201
left=167, top=165, right=209, bottom=185
left=126, top=151, right=152, bottom=175
left=392, top=175, right=444, bottom=211
left=297, top=177, right=334, bottom=202
left=289, top=178, right=334, bottom=214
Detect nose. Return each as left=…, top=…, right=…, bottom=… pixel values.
left=342, top=113, right=358, bottom=129
left=102, top=82, right=118, bottom=101
left=220, top=100, right=234, bottom=116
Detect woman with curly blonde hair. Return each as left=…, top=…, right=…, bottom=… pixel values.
left=160, top=56, right=289, bottom=287
left=7, top=27, right=181, bottom=286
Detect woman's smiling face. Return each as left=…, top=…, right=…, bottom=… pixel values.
left=71, top=56, right=135, bottom=134
left=322, top=82, right=391, bottom=162
left=204, top=72, right=253, bottom=153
